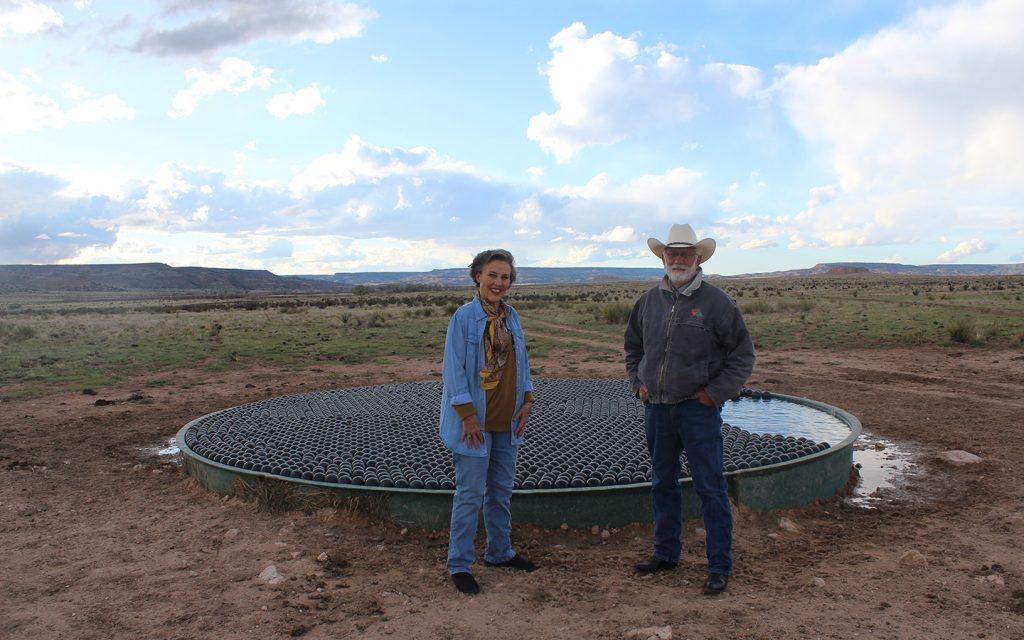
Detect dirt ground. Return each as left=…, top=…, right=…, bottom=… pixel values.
left=3, top=342, right=1024, bottom=639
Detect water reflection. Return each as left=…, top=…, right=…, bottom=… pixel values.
left=848, top=433, right=915, bottom=508
left=723, top=397, right=850, bottom=444
left=724, top=397, right=915, bottom=508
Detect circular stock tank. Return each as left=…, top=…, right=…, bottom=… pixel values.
left=178, top=379, right=860, bottom=528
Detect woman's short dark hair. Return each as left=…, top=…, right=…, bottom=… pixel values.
left=469, top=249, right=517, bottom=284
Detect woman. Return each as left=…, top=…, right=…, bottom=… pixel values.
left=439, top=248, right=536, bottom=595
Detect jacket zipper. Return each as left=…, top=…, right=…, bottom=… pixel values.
left=656, top=292, right=679, bottom=398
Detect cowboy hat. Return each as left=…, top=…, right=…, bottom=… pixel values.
left=647, top=224, right=716, bottom=263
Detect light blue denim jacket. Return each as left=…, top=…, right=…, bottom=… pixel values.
left=439, top=298, right=534, bottom=457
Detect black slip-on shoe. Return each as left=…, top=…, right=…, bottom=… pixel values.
left=634, top=556, right=678, bottom=574
left=484, top=553, right=537, bottom=572
left=452, top=572, right=480, bottom=594
left=703, top=572, right=729, bottom=595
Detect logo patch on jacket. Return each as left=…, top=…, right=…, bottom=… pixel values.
left=690, top=308, right=704, bottom=319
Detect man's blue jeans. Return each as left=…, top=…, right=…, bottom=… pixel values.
left=644, top=400, right=733, bottom=575
left=447, top=431, right=518, bottom=574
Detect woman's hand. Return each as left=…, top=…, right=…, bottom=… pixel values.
left=513, top=401, right=532, bottom=437
left=638, top=385, right=649, bottom=403
left=460, top=415, right=485, bottom=449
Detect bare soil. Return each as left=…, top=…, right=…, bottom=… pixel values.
left=3, top=344, right=1024, bottom=639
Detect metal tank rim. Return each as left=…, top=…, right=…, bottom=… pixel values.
left=177, top=390, right=861, bottom=529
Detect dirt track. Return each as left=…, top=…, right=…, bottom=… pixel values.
left=3, top=345, right=1024, bottom=639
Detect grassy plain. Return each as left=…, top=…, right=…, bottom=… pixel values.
left=1, top=275, right=1022, bottom=400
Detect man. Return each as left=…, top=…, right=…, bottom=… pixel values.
left=624, top=223, right=755, bottom=595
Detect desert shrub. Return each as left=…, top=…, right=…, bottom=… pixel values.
left=946, top=318, right=975, bottom=343
left=405, top=307, right=434, bottom=318
left=974, top=322, right=999, bottom=342
left=742, top=300, right=774, bottom=314
left=0, top=322, right=37, bottom=343
left=597, top=302, right=632, bottom=324
left=366, top=311, right=390, bottom=328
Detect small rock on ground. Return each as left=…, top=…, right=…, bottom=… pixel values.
left=258, top=564, right=286, bottom=585
left=778, top=517, right=801, bottom=533
left=936, top=450, right=983, bottom=466
left=624, top=626, right=672, bottom=640
left=898, top=550, right=928, bottom=567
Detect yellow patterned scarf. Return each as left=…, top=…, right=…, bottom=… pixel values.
left=479, top=296, right=512, bottom=390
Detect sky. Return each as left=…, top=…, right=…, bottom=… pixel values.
left=1, top=0, right=1022, bottom=276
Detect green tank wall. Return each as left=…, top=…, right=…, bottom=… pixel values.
left=178, top=392, right=861, bottom=529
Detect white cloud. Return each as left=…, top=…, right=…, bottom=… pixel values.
left=548, top=244, right=598, bottom=265
left=0, top=0, right=62, bottom=36
left=588, top=225, right=636, bottom=242
left=137, top=164, right=195, bottom=214
left=289, top=135, right=477, bottom=196
left=371, top=54, right=388, bottom=63
left=936, top=238, right=990, bottom=263
left=513, top=198, right=543, bottom=224
left=511, top=198, right=544, bottom=236
left=774, top=0, right=1024, bottom=251
left=169, top=57, right=274, bottom=118
left=808, top=184, right=839, bottom=207
left=739, top=239, right=774, bottom=250
left=528, top=22, right=696, bottom=162
left=881, top=255, right=904, bottom=263
left=267, top=86, right=324, bottom=118
left=394, top=185, right=409, bottom=210
left=56, top=165, right=133, bottom=200
left=0, top=71, right=64, bottom=134
left=702, top=62, right=763, bottom=98
left=133, top=0, right=377, bottom=57
left=66, top=94, right=136, bottom=123
left=556, top=166, right=713, bottom=224
left=774, top=0, right=1024, bottom=192
left=718, top=182, right=739, bottom=211
left=0, top=72, right=133, bottom=133
left=0, top=163, right=118, bottom=262
left=62, top=82, right=89, bottom=100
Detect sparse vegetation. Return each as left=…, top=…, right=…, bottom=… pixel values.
left=595, top=302, right=633, bottom=324
left=946, top=318, right=975, bottom=343
left=2, top=274, right=1023, bottom=399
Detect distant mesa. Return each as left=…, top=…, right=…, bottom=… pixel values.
left=299, top=267, right=666, bottom=289
left=819, top=265, right=870, bottom=275
left=737, top=262, right=1024, bottom=279
left=0, top=261, right=1021, bottom=294
left=0, top=262, right=336, bottom=294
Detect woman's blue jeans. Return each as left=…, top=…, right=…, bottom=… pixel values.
left=447, top=430, right=518, bottom=574
left=644, top=400, right=733, bottom=575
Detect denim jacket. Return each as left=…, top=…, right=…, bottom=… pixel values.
left=624, top=272, right=755, bottom=406
left=439, top=298, right=534, bottom=456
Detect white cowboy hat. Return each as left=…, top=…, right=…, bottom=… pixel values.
left=647, top=224, right=716, bottom=264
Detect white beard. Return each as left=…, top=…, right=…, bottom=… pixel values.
left=665, top=262, right=698, bottom=288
